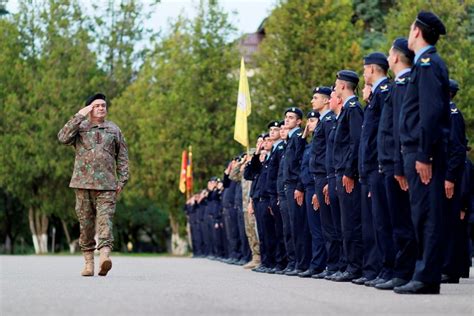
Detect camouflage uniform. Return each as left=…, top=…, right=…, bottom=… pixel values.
left=230, top=162, right=259, bottom=257
left=58, top=113, right=129, bottom=251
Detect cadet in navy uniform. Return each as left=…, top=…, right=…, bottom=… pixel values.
left=283, top=107, right=312, bottom=276
left=360, top=52, right=395, bottom=287
left=222, top=162, right=242, bottom=264
left=376, top=38, right=417, bottom=290
left=265, top=121, right=288, bottom=273
left=441, top=79, right=468, bottom=284
left=332, top=70, right=364, bottom=282
left=309, top=87, right=341, bottom=279
left=297, top=110, right=327, bottom=277
left=396, top=11, right=450, bottom=294
left=276, top=124, right=297, bottom=274
left=353, top=83, right=381, bottom=286
left=322, top=90, right=347, bottom=281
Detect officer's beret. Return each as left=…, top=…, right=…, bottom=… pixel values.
left=336, top=70, right=359, bottom=85
left=209, top=176, right=218, bottom=182
left=284, top=107, right=303, bottom=119
left=312, top=86, right=332, bottom=96
left=364, top=52, right=389, bottom=70
left=278, top=120, right=285, bottom=127
left=392, top=37, right=414, bottom=61
left=257, top=133, right=266, bottom=140
left=267, top=120, right=281, bottom=129
left=85, top=93, right=107, bottom=106
left=307, top=111, right=320, bottom=119
left=416, top=11, right=446, bottom=35
left=449, top=79, right=459, bottom=93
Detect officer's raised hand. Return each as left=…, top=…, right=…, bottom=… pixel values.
left=78, top=104, right=94, bottom=117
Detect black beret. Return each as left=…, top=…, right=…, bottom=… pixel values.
left=312, top=86, right=332, bottom=96
left=209, top=176, right=218, bottom=182
left=336, top=70, right=359, bottom=85
left=416, top=10, right=446, bottom=35
left=85, top=93, right=107, bottom=106
left=262, top=133, right=270, bottom=139
left=392, top=37, right=414, bottom=61
left=307, top=111, right=320, bottom=119
left=257, top=133, right=266, bottom=140
left=284, top=107, right=303, bottom=119
left=278, top=120, right=285, bottom=127
left=449, top=79, right=459, bottom=93
left=364, top=52, right=389, bottom=70
left=267, top=120, right=281, bottom=129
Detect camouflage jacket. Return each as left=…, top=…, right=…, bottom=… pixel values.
left=58, top=113, right=129, bottom=190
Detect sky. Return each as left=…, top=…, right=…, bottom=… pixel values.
left=6, top=0, right=277, bottom=36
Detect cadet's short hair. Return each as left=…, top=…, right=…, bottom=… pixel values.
left=415, top=21, right=440, bottom=45
left=392, top=47, right=413, bottom=67
left=343, top=80, right=357, bottom=91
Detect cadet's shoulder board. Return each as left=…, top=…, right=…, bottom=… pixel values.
left=420, top=57, right=431, bottom=67
left=380, top=84, right=389, bottom=93
left=395, top=77, right=407, bottom=85
left=349, top=101, right=357, bottom=108
left=450, top=107, right=459, bottom=114
left=325, top=116, right=332, bottom=121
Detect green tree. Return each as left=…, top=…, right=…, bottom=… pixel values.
left=252, top=0, right=364, bottom=138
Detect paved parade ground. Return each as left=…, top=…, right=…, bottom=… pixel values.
left=1, top=255, right=473, bottom=315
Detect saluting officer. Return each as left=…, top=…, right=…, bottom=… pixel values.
left=396, top=11, right=450, bottom=295
left=332, top=70, right=364, bottom=282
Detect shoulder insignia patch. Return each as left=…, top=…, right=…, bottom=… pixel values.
left=380, top=84, right=389, bottom=92
left=395, top=78, right=407, bottom=85
left=450, top=108, right=459, bottom=114
left=278, top=145, right=284, bottom=150
left=325, top=116, right=332, bottom=121
left=349, top=101, right=356, bottom=107
left=420, top=57, right=431, bottom=67
left=297, top=133, right=302, bottom=137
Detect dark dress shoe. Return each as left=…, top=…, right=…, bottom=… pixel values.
left=352, top=276, right=370, bottom=285
left=285, top=269, right=302, bottom=276
left=312, top=270, right=337, bottom=279
left=266, top=267, right=277, bottom=274
left=441, top=274, right=459, bottom=284
left=236, top=259, right=247, bottom=266
left=275, top=268, right=286, bottom=275
left=325, top=271, right=343, bottom=280
left=394, top=280, right=440, bottom=294
left=333, top=271, right=360, bottom=282
left=252, top=265, right=263, bottom=272
left=365, top=277, right=388, bottom=287
left=298, top=269, right=318, bottom=278
left=375, top=278, right=409, bottom=290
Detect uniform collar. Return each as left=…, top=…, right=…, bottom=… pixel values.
left=342, top=95, right=356, bottom=109
left=272, top=139, right=283, bottom=152
left=371, top=76, right=388, bottom=93
left=288, top=126, right=299, bottom=138
left=395, top=68, right=411, bottom=80
left=414, top=45, right=434, bottom=64
left=319, top=109, right=331, bottom=119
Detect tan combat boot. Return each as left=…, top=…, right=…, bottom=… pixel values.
left=98, top=246, right=112, bottom=276
left=243, top=255, right=261, bottom=269
left=81, top=251, right=94, bottom=277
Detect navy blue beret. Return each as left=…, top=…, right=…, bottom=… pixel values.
left=267, top=120, right=281, bottom=129
left=278, top=120, right=285, bottom=127
left=416, top=11, right=446, bottom=35
left=85, top=93, right=107, bottom=106
left=336, top=70, right=359, bottom=85
left=392, top=37, right=414, bottom=61
left=312, top=86, right=332, bottom=96
left=209, top=176, right=218, bottom=182
left=449, top=79, right=459, bottom=93
left=364, top=52, right=389, bottom=70
left=284, top=107, right=303, bottom=119
left=262, top=133, right=270, bottom=139
left=307, top=111, right=320, bottom=119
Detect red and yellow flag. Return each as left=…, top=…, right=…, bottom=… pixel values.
left=179, top=150, right=187, bottom=193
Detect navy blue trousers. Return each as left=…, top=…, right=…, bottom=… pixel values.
left=403, top=151, right=444, bottom=284
left=384, top=172, right=416, bottom=280
left=336, top=174, right=363, bottom=275
left=223, top=206, right=241, bottom=260
left=305, top=183, right=327, bottom=271
left=285, top=182, right=312, bottom=271
left=360, top=182, right=381, bottom=279
left=237, top=208, right=251, bottom=262
left=327, top=176, right=346, bottom=271
left=270, top=196, right=288, bottom=268
left=278, top=194, right=296, bottom=269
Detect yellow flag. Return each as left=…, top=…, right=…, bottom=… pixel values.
left=234, top=57, right=252, bottom=147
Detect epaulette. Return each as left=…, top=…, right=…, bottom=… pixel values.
left=450, top=107, right=459, bottom=114
left=380, top=84, right=389, bottom=93
left=395, top=77, right=408, bottom=85
left=349, top=101, right=357, bottom=108
left=420, top=57, right=431, bottom=67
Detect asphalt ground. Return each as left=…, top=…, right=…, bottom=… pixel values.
left=1, top=255, right=473, bottom=315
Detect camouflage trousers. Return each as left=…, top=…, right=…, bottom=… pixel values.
left=243, top=211, right=260, bottom=257
left=75, top=189, right=116, bottom=251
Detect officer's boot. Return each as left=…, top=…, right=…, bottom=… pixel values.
left=98, top=246, right=112, bottom=276
left=81, top=251, right=94, bottom=277
left=243, top=255, right=261, bottom=269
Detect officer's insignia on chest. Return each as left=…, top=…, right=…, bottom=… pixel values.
left=420, top=58, right=431, bottom=67
left=451, top=108, right=459, bottom=114
left=380, top=85, right=389, bottom=92
left=349, top=101, right=356, bottom=107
